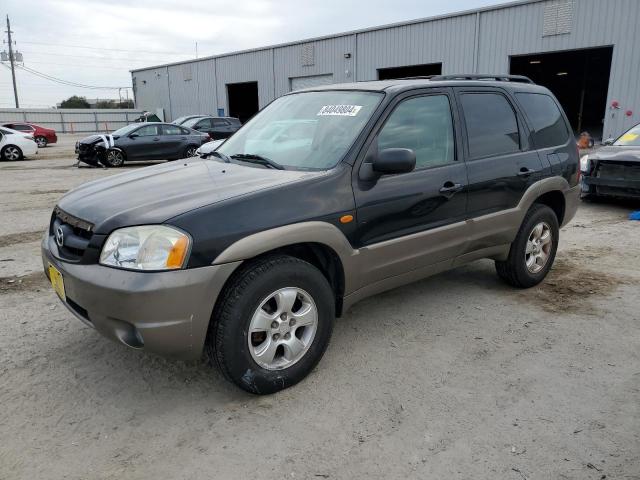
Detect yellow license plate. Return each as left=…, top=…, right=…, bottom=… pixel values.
left=48, top=264, right=66, bottom=301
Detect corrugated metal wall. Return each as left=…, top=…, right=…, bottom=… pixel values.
left=131, top=0, right=640, bottom=137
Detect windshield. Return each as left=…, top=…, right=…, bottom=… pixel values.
left=218, top=91, right=383, bottom=170
left=614, top=125, right=640, bottom=146
left=111, top=124, right=140, bottom=137
left=172, top=116, right=191, bottom=125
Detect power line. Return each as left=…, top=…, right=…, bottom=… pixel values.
left=19, top=49, right=190, bottom=62
left=19, top=40, right=190, bottom=56
left=2, top=62, right=130, bottom=90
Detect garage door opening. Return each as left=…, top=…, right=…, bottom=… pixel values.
left=227, top=82, right=259, bottom=123
left=510, top=46, right=613, bottom=139
left=378, top=63, right=442, bottom=80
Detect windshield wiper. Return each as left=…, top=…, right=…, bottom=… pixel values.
left=204, top=151, right=231, bottom=163
left=230, top=153, right=285, bottom=170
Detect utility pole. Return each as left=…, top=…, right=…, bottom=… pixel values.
left=5, top=15, right=19, bottom=108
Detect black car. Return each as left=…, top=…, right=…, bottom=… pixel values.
left=580, top=123, right=640, bottom=200
left=181, top=116, right=241, bottom=140
left=75, top=122, right=209, bottom=167
left=44, top=75, right=579, bottom=394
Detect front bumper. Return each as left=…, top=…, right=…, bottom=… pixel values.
left=42, top=235, right=240, bottom=360
left=582, top=176, right=640, bottom=199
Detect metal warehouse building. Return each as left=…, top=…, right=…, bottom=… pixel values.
left=131, top=0, right=640, bottom=140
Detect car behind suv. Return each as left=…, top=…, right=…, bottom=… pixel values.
left=43, top=75, right=580, bottom=394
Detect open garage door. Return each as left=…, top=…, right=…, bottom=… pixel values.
left=378, top=63, right=442, bottom=80
left=510, top=46, right=613, bottom=139
left=290, top=74, right=334, bottom=91
left=227, top=82, right=259, bottom=124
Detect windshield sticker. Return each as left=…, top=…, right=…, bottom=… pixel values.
left=620, top=133, right=638, bottom=142
left=317, top=105, right=363, bottom=117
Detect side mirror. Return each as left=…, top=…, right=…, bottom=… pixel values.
left=373, top=148, right=416, bottom=175
left=129, top=133, right=139, bottom=138
left=602, top=137, right=614, bottom=146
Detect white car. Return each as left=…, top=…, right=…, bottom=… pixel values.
left=0, top=127, right=38, bottom=161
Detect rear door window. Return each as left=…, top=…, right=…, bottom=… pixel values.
left=516, top=93, right=569, bottom=148
left=162, top=125, right=183, bottom=135
left=196, top=119, right=213, bottom=130
left=460, top=92, right=520, bottom=159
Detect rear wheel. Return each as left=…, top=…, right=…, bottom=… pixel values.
left=35, top=136, right=48, bottom=148
left=207, top=255, right=335, bottom=394
left=184, top=145, right=198, bottom=158
left=1, top=145, right=23, bottom=161
left=103, top=149, right=125, bottom=167
left=495, top=204, right=559, bottom=288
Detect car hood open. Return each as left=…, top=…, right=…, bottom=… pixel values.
left=57, top=159, right=323, bottom=234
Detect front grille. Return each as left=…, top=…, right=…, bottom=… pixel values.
left=596, top=161, right=640, bottom=181
left=51, top=206, right=94, bottom=261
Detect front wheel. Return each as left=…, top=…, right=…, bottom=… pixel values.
left=495, top=204, right=559, bottom=288
left=1, top=145, right=23, bottom=161
left=207, top=255, right=335, bottom=394
left=103, top=149, right=125, bottom=167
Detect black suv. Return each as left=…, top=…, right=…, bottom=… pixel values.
left=43, top=75, right=580, bottom=394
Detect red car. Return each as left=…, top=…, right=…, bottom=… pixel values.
left=2, top=123, right=57, bottom=147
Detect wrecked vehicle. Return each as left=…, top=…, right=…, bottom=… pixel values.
left=75, top=123, right=209, bottom=167
left=581, top=123, right=640, bottom=200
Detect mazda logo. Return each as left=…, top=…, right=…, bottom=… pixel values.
left=55, top=226, right=64, bottom=248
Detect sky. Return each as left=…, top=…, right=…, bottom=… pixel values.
left=1, top=0, right=499, bottom=108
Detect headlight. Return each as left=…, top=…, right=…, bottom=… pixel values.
left=580, top=155, right=590, bottom=172
left=100, top=225, right=191, bottom=271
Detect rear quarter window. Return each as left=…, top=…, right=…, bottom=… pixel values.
left=516, top=93, right=570, bottom=148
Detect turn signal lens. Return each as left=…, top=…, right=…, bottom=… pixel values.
left=340, top=214, right=354, bottom=224
left=166, top=235, right=190, bottom=269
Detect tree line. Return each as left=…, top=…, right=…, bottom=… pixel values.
left=59, top=95, right=134, bottom=109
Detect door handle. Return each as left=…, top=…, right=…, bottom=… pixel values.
left=439, top=182, right=463, bottom=196
left=517, top=167, right=537, bottom=177
left=153, top=137, right=160, bottom=142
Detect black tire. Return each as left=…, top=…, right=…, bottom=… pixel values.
left=1, top=145, right=23, bottom=161
left=103, top=149, right=125, bottom=167
left=35, top=136, right=48, bottom=148
left=495, top=204, right=559, bottom=288
left=184, top=145, right=198, bottom=158
left=207, top=255, right=335, bottom=394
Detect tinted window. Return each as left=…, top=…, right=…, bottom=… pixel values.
left=516, top=93, right=569, bottom=148
left=460, top=93, right=520, bottom=158
left=136, top=125, right=161, bottom=136
left=13, top=124, right=33, bottom=132
left=212, top=119, right=228, bottom=127
left=195, top=119, right=212, bottom=129
left=163, top=125, right=183, bottom=135
left=378, top=95, right=455, bottom=169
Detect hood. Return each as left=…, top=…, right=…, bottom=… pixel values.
left=79, top=134, right=119, bottom=146
left=591, top=145, right=640, bottom=162
left=57, top=158, right=323, bottom=234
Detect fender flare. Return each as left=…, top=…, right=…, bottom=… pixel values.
left=212, top=221, right=360, bottom=293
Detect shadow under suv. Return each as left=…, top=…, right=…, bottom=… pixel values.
left=42, top=75, right=580, bottom=394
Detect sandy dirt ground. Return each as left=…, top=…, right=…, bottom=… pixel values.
left=0, top=136, right=639, bottom=479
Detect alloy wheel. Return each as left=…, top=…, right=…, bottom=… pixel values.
left=525, top=221, right=552, bottom=274
left=248, top=287, right=318, bottom=370
left=4, top=146, right=21, bottom=161
left=36, top=137, right=47, bottom=148
left=186, top=147, right=197, bottom=157
left=106, top=150, right=124, bottom=166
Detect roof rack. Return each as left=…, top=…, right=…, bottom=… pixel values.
left=429, top=74, right=534, bottom=84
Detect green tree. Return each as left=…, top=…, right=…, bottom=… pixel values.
left=95, top=100, right=116, bottom=109
left=59, top=95, right=90, bottom=108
